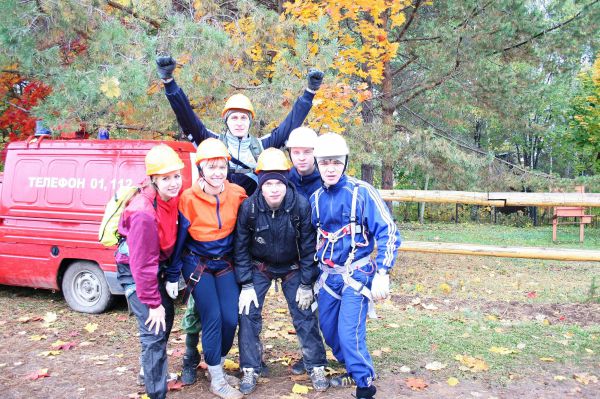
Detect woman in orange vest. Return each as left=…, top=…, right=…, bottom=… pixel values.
left=167, top=138, right=247, bottom=399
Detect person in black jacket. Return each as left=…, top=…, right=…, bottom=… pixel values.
left=234, top=148, right=329, bottom=395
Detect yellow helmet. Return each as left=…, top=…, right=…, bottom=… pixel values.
left=221, top=93, right=255, bottom=120
left=145, top=144, right=185, bottom=176
left=195, top=138, right=231, bottom=165
left=255, top=148, right=292, bottom=173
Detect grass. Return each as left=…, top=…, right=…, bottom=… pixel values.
left=367, top=305, right=600, bottom=379
left=400, top=222, right=600, bottom=249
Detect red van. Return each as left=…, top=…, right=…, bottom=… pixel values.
left=0, top=138, right=197, bottom=313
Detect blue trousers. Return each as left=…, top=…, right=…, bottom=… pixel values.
left=238, top=267, right=327, bottom=372
left=317, top=262, right=376, bottom=388
left=183, top=255, right=240, bottom=366
left=128, top=279, right=174, bottom=399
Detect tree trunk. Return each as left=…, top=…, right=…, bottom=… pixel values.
left=361, top=164, right=374, bottom=185
left=419, top=174, right=429, bottom=224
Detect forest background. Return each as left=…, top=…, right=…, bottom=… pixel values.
left=1, top=0, right=599, bottom=220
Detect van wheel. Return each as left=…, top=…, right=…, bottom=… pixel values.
left=62, top=261, right=114, bottom=314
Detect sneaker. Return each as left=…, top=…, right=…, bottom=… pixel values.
left=330, top=372, right=355, bottom=388
left=210, top=380, right=243, bottom=399
left=356, top=385, right=377, bottom=399
left=309, top=366, right=329, bottom=391
left=239, top=367, right=259, bottom=395
left=290, top=358, right=306, bottom=375
left=207, top=370, right=240, bottom=387
left=181, top=353, right=200, bottom=385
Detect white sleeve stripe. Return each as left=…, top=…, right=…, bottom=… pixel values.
left=362, top=183, right=398, bottom=267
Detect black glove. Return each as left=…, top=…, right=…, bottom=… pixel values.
left=307, top=68, right=324, bottom=91
left=156, top=56, right=177, bottom=80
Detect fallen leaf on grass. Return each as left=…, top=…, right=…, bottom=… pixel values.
left=386, top=323, right=400, bottom=328
left=274, top=308, right=288, bottom=314
left=26, top=368, right=50, bottom=380
left=84, top=323, right=98, bottom=333
left=447, top=377, right=459, bottom=386
left=489, top=346, right=517, bottom=355
left=405, top=377, right=428, bottom=391
left=425, top=361, right=446, bottom=371
left=399, top=366, right=411, bottom=373
left=573, top=373, right=598, bottom=385
left=455, top=355, right=489, bottom=372
left=291, top=383, right=311, bottom=394
left=29, top=334, right=47, bottom=341
left=168, top=380, right=184, bottom=391
left=526, top=291, right=537, bottom=298
left=372, top=350, right=382, bottom=357
left=554, top=375, right=567, bottom=381
left=539, top=357, right=555, bottom=362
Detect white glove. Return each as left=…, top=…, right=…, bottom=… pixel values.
left=371, top=269, right=390, bottom=301
left=238, top=284, right=259, bottom=315
left=165, top=281, right=179, bottom=299
left=295, top=284, right=314, bottom=311
left=145, top=305, right=166, bottom=335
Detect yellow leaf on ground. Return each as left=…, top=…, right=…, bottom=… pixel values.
left=539, top=357, right=555, bottom=362
left=439, top=283, right=451, bottom=294
left=38, top=350, right=61, bottom=357
left=447, top=377, right=460, bottom=386
left=100, top=77, right=121, bottom=98
left=84, top=323, right=98, bottom=333
left=386, top=323, right=400, bottom=328
left=51, top=340, right=66, bottom=348
left=43, top=311, right=57, bottom=326
left=223, top=359, right=239, bottom=371
left=274, top=308, right=288, bottom=314
left=455, top=354, right=489, bottom=372
left=381, top=347, right=392, bottom=353
left=489, top=346, right=516, bottom=355
left=29, top=334, right=47, bottom=341
left=554, top=375, right=567, bottom=381
left=291, top=383, right=311, bottom=394
left=573, top=373, right=598, bottom=385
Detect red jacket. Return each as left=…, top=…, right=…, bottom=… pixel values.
left=116, top=184, right=179, bottom=308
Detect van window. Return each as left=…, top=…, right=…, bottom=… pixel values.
left=46, top=160, right=77, bottom=205
left=13, top=159, right=42, bottom=204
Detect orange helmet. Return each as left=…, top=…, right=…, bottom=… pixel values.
left=255, top=148, right=292, bottom=173
left=221, top=93, right=255, bottom=120
left=145, top=144, right=185, bottom=176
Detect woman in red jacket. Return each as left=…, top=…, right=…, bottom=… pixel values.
left=115, top=144, right=184, bottom=399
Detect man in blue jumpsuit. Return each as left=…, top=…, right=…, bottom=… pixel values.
left=156, top=56, right=324, bottom=385
left=310, top=133, right=401, bottom=399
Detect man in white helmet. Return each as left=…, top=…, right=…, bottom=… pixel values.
left=310, top=133, right=401, bottom=399
left=286, top=126, right=322, bottom=201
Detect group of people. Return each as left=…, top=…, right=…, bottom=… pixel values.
left=114, top=56, right=401, bottom=399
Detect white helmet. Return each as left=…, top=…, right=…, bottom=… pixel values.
left=286, top=126, right=318, bottom=149
left=313, top=132, right=350, bottom=158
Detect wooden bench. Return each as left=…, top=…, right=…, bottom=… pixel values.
left=552, top=186, right=593, bottom=242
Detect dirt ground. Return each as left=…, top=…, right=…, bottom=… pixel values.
left=1, top=253, right=599, bottom=399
